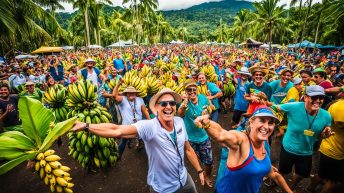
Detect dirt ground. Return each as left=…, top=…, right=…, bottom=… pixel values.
left=0, top=113, right=321, bottom=193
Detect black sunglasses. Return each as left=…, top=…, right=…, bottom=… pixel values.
left=186, top=87, right=197, bottom=93
left=158, top=101, right=176, bottom=107
left=310, top=95, right=325, bottom=101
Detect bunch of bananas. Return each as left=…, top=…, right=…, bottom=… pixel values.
left=223, top=73, right=235, bottom=97
left=160, top=63, right=175, bottom=72
left=35, top=150, right=74, bottom=193
left=68, top=132, right=118, bottom=170
left=164, top=79, right=184, bottom=95
left=160, top=71, right=173, bottom=85
left=66, top=103, right=118, bottom=170
left=170, top=55, right=179, bottom=64
left=66, top=80, right=97, bottom=108
left=200, top=64, right=218, bottom=83
left=140, top=65, right=152, bottom=78
left=155, top=59, right=165, bottom=69
left=66, top=104, right=112, bottom=124
left=107, top=78, right=119, bottom=90
left=145, top=76, right=161, bottom=96
left=198, top=85, right=209, bottom=96
left=43, top=84, right=68, bottom=122
left=119, top=70, right=148, bottom=98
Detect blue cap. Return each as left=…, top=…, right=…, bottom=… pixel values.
left=252, top=105, right=280, bottom=123
left=306, top=85, right=325, bottom=96
left=293, top=78, right=302, bottom=85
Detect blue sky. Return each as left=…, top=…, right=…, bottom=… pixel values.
left=60, top=0, right=321, bottom=13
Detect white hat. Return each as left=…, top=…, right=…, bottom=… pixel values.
left=237, top=67, right=251, bottom=76
left=84, top=58, right=96, bottom=64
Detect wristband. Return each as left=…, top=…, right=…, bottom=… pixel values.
left=85, top=123, right=89, bottom=132
left=197, top=169, right=204, bottom=174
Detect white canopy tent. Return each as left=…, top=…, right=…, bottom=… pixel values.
left=107, top=40, right=136, bottom=47
left=62, top=46, right=74, bottom=50
left=15, top=54, right=38, bottom=60
left=88, top=45, right=103, bottom=49
left=170, top=40, right=185, bottom=44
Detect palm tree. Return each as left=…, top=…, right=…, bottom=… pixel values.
left=110, top=10, right=131, bottom=43
left=233, top=9, right=253, bottom=42
left=253, top=0, right=286, bottom=50
left=122, top=0, right=158, bottom=44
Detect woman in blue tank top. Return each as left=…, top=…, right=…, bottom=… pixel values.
left=194, top=105, right=293, bottom=193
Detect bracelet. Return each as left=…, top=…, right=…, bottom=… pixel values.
left=197, top=169, right=204, bottom=174
left=202, top=122, right=211, bottom=130
left=85, top=123, right=89, bottom=132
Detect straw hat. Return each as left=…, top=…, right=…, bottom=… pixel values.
left=184, top=80, right=198, bottom=89
left=122, top=86, right=140, bottom=94
left=279, top=67, right=294, bottom=76
left=149, top=88, right=182, bottom=115
left=249, top=66, right=269, bottom=76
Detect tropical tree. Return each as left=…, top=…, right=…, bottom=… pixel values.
left=253, top=0, right=286, bottom=50
left=110, top=10, right=131, bottom=43
left=232, top=9, right=253, bottom=42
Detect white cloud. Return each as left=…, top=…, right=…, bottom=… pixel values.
left=60, top=0, right=322, bottom=13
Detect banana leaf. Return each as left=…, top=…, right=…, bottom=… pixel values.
left=0, top=152, right=36, bottom=175
left=18, top=97, right=54, bottom=147
left=0, top=136, right=35, bottom=150
left=0, top=150, right=27, bottom=160
left=39, top=117, right=77, bottom=151
left=0, top=131, right=36, bottom=149
left=3, top=125, right=23, bottom=132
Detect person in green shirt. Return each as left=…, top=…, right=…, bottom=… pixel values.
left=19, top=81, right=43, bottom=102
left=178, top=80, right=213, bottom=187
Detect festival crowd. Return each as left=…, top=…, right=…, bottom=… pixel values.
left=0, top=45, right=344, bottom=193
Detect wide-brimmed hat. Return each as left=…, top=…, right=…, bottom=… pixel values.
left=84, top=58, right=96, bottom=64
left=249, top=66, right=269, bottom=76
left=279, top=67, right=294, bottom=76
left=252, top=105, right=280, bottom=123
left=306, top=85, right=325, bottom=96
left=149, top=88, right=182, bottom=115
left=237, top=67, right=251, bottom=76
left=122, top=86, right=140, bottom=94
left=25, top=81, right=35, bottom=86
left=184, top=80, right=198, bottom=89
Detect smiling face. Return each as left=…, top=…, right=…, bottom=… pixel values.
left=0, top=86, right=10, bottom=99
left=249, top=116, right=275, bottom=141
left=155, top=94, right=176, bottom=122
left=304, top=95, right=324, bottom=112
left=253, top=71, right=264, bottom=85
left=301, top=72, right=312, bottom=84
left=185, top=86, right=198, bottom=101
left=281, top=72, right=292, bottom=85
left=197, top=74, right=207, bottom=85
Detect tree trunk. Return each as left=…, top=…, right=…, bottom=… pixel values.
left=94, top=28, right=98, bottom=45
left=299, top=0, right=313, bottom=49
left=84, top=8, right=91, bottom=46
left=269, top=23, right=272, bottom=51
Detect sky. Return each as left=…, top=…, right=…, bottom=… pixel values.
left=60, top=0, right=322, bottom=13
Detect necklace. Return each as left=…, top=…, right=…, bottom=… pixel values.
left=305, top=106, right=319, bottom=131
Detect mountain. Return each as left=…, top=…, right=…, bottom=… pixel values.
left=56, top=0, right=253, bottom=34
left=162, top=0, right=254, bottom=35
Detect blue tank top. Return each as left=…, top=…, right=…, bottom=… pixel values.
left=216, top=138, right=271, bottom=193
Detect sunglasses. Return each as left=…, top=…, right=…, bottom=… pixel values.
left=309, top=95, right=325, bottom=100
left=158, top=101, right=176, bottom=107
left=186, top=87, right=197, bottom=93
left=314, top=76, right=319, bottom=78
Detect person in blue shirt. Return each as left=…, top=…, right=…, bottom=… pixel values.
left=70, top=88, right=205, bottom=193
left=194, top=105, right=293, bottom=193
left=269, top=68, right=293, bottom=105
left=272, top=85, right=334, bottom=190
left=79, top=58, right=105, bottom=88
left=232, top=67, right=251, bottom=129
left=113, top=51, right=127, bottom=76
left=178, top=81, right=213, bottom=187
left=197, top=73, right=223, bottom=122
left=48, top=56, right=64, bottom=83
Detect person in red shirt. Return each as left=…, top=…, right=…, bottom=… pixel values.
left=313, top=68, right=333, bottom=89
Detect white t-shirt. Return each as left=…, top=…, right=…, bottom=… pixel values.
left=86, top=70, right=98, bottom=88
left=133, top=117, right=189, bottom=193
left=118, top=96, right=145, bottom=124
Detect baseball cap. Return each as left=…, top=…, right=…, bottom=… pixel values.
left=306, top=85, right=325, bottom=96
left=293, top=78, right=302, bottom=85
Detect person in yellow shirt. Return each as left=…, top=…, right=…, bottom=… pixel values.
left=282, top=78, right=303, bottom=103
left=307, top=98, right=344, bottom=193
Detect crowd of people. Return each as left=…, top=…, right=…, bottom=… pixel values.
left=0, top=45, right=344, bottom=193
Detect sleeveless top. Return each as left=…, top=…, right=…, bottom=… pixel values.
left=216, top=138, right=271, bottom=193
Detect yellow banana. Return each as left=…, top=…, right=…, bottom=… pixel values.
left=44, top=149, right=55, bottom=157
left=45, top=155, right=61, bottom=162
left=56, top=177, right=68, bottom=187
left=49, top=161, right=62, bottom=169
left=36, top=153, right=44, bottom=160
left=53, top=169, right=70, bottom=177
